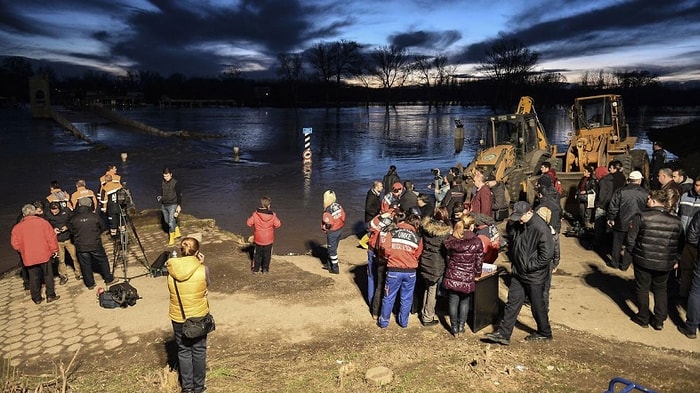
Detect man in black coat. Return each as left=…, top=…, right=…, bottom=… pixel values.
left=606, top=171, right=648, bottom=270
left=364, top=181, right=383, bottom=224
left=625, top=189, right=683, bottom=330
left=69, top=200, right=115, bottom=289
left=483, top=201, right=554, bottom=345
left=594, top=160, right=626, bottom=253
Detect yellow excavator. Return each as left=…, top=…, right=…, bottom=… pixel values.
left=559, top=94, right=650, bottom=190
left=460, top=96, right=556, bottom=204
left=460, top=94, right=650, bottom=212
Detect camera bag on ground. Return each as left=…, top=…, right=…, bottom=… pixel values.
left=108, top=282, right=140, bottom=307
left=98, top=290, right=120, bottom=308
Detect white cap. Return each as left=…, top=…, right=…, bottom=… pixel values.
left=628, top=171, right=643, bottom=180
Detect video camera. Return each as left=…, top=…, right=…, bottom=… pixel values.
left=115, top=183, right=134, bottom=209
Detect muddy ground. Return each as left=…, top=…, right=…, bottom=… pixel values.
left=4, top=209, right=697, bottom=393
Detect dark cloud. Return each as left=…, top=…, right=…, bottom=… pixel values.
left=106, top=0, right=352, bottom=76
left=457, top=0, right=700, bottom=65
left=1, top=0, right=699, bottom=80
left=389, top=30, right=462, bottom=50
left=0, top=0, right=128, bottom=37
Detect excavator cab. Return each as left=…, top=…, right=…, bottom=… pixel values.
left=487, top=114, right=543, bottom=161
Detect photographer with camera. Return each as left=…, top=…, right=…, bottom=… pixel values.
left=428, top=168, right=450, bottom=204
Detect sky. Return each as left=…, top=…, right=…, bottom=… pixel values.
left=1, top=0, right=699, bottom=82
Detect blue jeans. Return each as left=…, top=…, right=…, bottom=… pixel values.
left=162, top=204, right=177, bottom=233
left=367, top=250, right=376, bottom=304
left=172, top=321, right=207, bottom=393
left=378, top=270, right=416, bottom=328
left=447, top=290, right=472, bottom=332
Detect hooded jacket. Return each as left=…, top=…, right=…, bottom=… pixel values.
left=418, top=216, right=452, bottom=283
left=443, top=231, right=483, bottom=294
left=535, top=185, right=562, bottom=233
left=247, top=208, right=281, bottom=246
left=167, top=256, right=209, bottom=323
left=11, top=215, right=58, bottom=266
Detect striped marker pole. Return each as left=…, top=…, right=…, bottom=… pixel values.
left=302, top=127, right=313, bottom=164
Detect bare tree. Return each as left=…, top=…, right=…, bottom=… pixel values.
left=477, top=38, right=539, bottom=85
left=277, top=52, right=304, bottom=81
left=531, top=71, right=567, bottom=87
left=370, top=45, right=411, bottom=104
left=331, top=39, right=362, bottom=85
left=307, top=42, right=334, bottom=83
left=276, top=52, right=304, bottom=106
left=614, top=69, right=660, bottom=88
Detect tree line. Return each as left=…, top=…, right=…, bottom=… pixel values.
left=1, top=38, right=698, bottom=109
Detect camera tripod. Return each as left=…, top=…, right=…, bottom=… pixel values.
left=111, top=204, right=150, bottom=281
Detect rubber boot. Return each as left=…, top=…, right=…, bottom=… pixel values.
left=174, top=225, right=181, bottom=238
left=168, top=232, right=176, bottom=246
left=358, top=234, right=369, bottom=249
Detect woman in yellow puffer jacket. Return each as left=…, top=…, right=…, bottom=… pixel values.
left=167, top=237, right=209, bottom=393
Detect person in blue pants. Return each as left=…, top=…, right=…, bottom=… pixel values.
left=377, top=213, right=423, bottom=329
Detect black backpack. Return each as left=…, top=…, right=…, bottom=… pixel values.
left=108, top=282, right=140, bottom=307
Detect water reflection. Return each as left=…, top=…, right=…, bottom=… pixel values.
left=1, top=105, right=696, bottom=273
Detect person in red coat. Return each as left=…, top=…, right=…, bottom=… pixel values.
left=246, top=196, right=282, bottom=274
left=11, top=204, right=60, bottom=304
left=443, top=215, right=484, bottom=337
left=470, top=168, right=492, bottom=217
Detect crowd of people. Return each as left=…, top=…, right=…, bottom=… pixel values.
left=350, top=164, right=557, bottom=342
left=11, top=151, right=700, bottom=391
left=347, top=156, right=700, bottom=343
left=10, top=165, right=212, bottom=393
left=575, top=146, right=700, bottom=339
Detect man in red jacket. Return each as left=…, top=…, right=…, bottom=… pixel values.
left=246, top=196, right=282, bottom=274
left=11, top=204, right=60, bottom=304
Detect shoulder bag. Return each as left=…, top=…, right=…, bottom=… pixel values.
left=173, top=279, right=216, bottom=339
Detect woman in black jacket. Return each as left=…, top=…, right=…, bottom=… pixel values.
left=417, top=208, right=452, bottom=326
left=443, top=215, right=484, bottom=337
